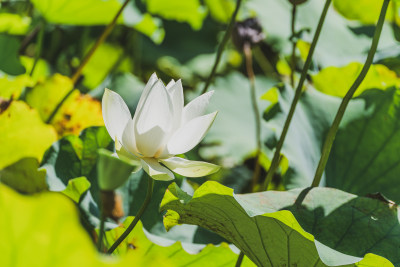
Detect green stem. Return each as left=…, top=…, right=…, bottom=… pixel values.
left=261, top=0, right=332, bottom=191
left=311, top=0, right=390, bottom=187
left=200, top=0, right=242, bottom=95
left=45, top=0, right=130, bottom=124
left=290, top=3, right=297, bottom=88
left=235, top=251, right=245, bottom=267
left=30, top=20, right=45, bottom=77
left=244, top=43, right=262, bottom=190
left=107, top=176, right=154, bottom=254
left=97, top=213, right=106, bottom=251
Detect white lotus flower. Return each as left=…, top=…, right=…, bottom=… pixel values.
left=102, top=73, right=220, bottom=181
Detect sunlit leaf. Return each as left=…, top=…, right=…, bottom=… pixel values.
left=105, top=217, right=256, bottom=266
left=333, top=0, right=394, bottom=24
left=0, top=157, right=47, bottom=194
left=145, top=0, right=207, bottom=30
left=0, top=184, right=170, bottom=267
left=204, top=0, right=236, bottom=23
left=61, top=176, right=91, bottom=203
left=0, top=100, right=57, bottom=169
left=312, top=63, right=400, bottom=98
left=0, top=74, right=33, bottom=99
left=160, top=181, right=393, bottom=266
left=25, top=74, right=104, bottom=136
left=30, top=0, right=164, bottom=43
left=0, top=13, right=31, bottom=35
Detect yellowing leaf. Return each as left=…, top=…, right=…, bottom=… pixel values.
left=25, top=74, right=104, bottom=136
left=26, top=74, right=74, bottom=122
left=0, top=100, right=57, bottom=169
left=52, top=92, right=104, bottom=136
left=0, top=75, right=33, bottom=99
left=312, top=63, right=400, bottom=98
left=0, top=13, right=31, bottom=35
left=0, top=184, right=172, bottom=267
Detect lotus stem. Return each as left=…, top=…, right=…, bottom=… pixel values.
left=311, top=0, right=390, bottom=187
left=261, top=0, right=332, bottom=191
left=107, top=175, right=154, bottom=254
left=200, top=0, right=242, bottom=95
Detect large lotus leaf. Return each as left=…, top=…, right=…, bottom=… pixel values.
left=104, top=217, right=255, bottom=266
left=61, top=176, right=91, bottom=203
left=0, top=13, right=31, bottom=35
left=0, top=34, right=25, bottom=75
left=245, top=0, right=397, bottom=67
left=234, top=186, right=400, bottom=266
left=26, top=74, right=103, bottom=136
left=118, top=169, right=225, bottom=245
left=333, top=0, right=394, bottom=25
left=145, top=0, right=207, bottom=30
left=0, top=184, right=170, bottom=267
left=0, top=100, right=57, bottom=169
left=312, top=63, right=400, bottom=98
left=326, top=87, right=400, bottom=203
left=0, top=158, right=47, bottom=194
left=161, top=181, right=393, bottom=266
left=30, top=0, right=164, bottom=43
left=199, top=72, right=276, bottom=166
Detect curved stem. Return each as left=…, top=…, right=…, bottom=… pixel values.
left=107, top=176, right=154, bottom=254
left=200, top=0, right=242, bottom=95
left=244, top=43, right=262, bottom=190
left=235, top=251, right=245, bottom=267
left=290, top=4, right=297, bottom=88
left=261, top=0, right=332, bottom=191
left=46, top=0, right=130, bottom=124
left=311, top=0, right=389, bottom=187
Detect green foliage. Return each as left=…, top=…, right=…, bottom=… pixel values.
left=235, top=186, right=400, bottom=265
left=160, top=181, right=393, bottom=266
left=105, top=217, right=256, bottom=266
left=0, top=100, right=57, bottom=169
left=0, top=34, right=25, bottom=75
left=0, top=157, right=47, bottom=194
left=326, top=88, right=400, bottom=202
left=0, top=184, right=169, bottom=267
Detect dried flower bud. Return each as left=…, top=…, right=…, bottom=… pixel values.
left=232, top=18, right=265, bottom=50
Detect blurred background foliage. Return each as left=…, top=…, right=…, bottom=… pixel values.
left=3, top=0, right=400, bottom=265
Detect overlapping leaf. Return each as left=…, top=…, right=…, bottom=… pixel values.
left=160, top=181, right=393, bottom=266
left=0, top=184, right=170, bottom=267
left=104, top=217, right=255, bottom=266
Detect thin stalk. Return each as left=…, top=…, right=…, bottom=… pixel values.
left=107, top=176, right=154, bottom=254
left=71, top=0, right=130, bottom=84
left=235, top=251, right=245, bottom=267
left=311, top=0, right=389, bottom=187
left=200, top=0, right=242, bottom=95
left=244, top=43, right=262, bottom=190
left=19, top=24, right=40, bottom=54
left=97, top=213, right=106, bottom=251
left=261, top=0, right=332, bottom=191
left=290, top=4, right=297, bottom=88
left=30, top=21, right=45, bottom=77
left=45, top=0, right=130, bottom=124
